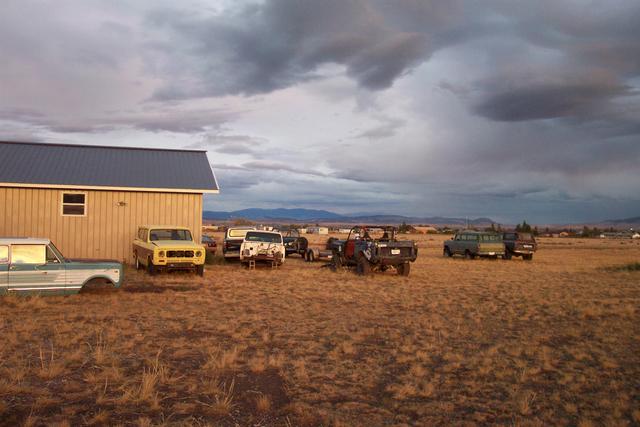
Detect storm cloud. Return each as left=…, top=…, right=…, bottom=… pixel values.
left=1, top=0, right=639, bottom=222
left=145, top=0, right=452, bottom=99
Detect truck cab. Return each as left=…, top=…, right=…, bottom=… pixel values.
left=132, top=226, right=205, bottom=276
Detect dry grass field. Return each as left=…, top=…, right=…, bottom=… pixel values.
left=1, top=234, right=639, bottom=426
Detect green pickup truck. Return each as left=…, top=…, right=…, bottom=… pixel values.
left=443, top=231, right=505, bottom=259
left=0, top=238, right=123, bottom=295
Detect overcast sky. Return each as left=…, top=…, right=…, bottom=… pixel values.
left=1, top=0, right=639, bottom=223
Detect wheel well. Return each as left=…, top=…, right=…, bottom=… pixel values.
left=83, top=276, right=116, bottom=287
left=80, top=277, right=117, bottom=294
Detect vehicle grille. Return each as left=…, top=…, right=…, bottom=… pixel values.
left=167, top=250, right=194, bottom=258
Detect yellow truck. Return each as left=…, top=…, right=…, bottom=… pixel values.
left=132, top=226, right=206, bottom=276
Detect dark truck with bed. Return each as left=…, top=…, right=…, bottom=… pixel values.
left=329, top=226, right=418, bottom=276
left=502, top=232, right=537, bottom=260
left=281, top=228, right=309, bottom=257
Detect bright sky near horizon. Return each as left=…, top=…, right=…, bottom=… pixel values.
left=1, top=1, right=639, bottom=223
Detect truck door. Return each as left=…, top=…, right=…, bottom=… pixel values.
left=0, top=245, right=8, bottom=295
left=470, top=234, right=479, bottom=253
left=8, top=244, right=65, bottom=293
left=460, top=234, right=467, bottom=252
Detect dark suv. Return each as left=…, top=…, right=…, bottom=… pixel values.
left=502, top=232, right=537, bottom=260
left=281, top=228, right=309, bottom=257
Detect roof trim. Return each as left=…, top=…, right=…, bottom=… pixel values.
left=0, top=182, right=219, bottom=194
left=0, top=140, right=208, bottom=153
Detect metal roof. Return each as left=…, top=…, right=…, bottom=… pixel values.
left=0, top=141, right=219, bottom=193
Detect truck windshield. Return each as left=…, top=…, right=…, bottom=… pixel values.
left=244, top=232, right=282, bottom=243
left=518, top=233, right=533, bottom=240
left=150, top=229, right=193, bottom=241
left=480, top=234, right=502, bottom=242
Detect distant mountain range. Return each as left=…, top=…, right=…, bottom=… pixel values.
left=603, top=216, right=640, bottom=225
left=203, top=208, right=495, bottom=226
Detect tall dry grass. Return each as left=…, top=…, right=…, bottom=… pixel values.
left=0, top=234, right=638, bottom=425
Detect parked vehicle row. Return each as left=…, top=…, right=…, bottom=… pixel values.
left=443, top=231, right=537, bottom=260
left=1, top=224, right=538, bottom=295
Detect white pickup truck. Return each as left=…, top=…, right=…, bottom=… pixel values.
left=240, top=231, right=285, bottom=267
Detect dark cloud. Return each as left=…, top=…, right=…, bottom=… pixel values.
left=146, top=0, right=453, bottom=99
left=1, top=1, right=639, bottom=222
left=345, top=32, right=430, bottom=90
left=466, top=1, right=640, bottom=125
left=474, top=78, right=631, bottom=122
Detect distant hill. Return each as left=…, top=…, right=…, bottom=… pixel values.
left=598, top=216, right=640, bottom=228
left=203, top=208, right=343, bottom=221
left=203, top=208, right=495, bottom=226
left=602, top=216, right=640, bottom=225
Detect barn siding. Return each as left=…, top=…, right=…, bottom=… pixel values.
left=0, top=187, right=203, bottom=264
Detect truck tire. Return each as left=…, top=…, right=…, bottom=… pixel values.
left=503, top=251, right=512, bottom=260
left=356, top=254, right=371, bottom=276
left=330, top=252, right=342, bottom=272
left=523, top=254, right=533, bottom=261
left=147, top=257, right=156, bottom=276
left=299, top=237, right=309, bottom=254
left=196, top=265, right=204, bottom=276
left=464, top=250, right=473, bottom=260
left=397, top=262, right=411, bottom=276
left=443, top=247, right=452, bottom=257
left=134, top=253, right=142, bottom=270
left=307, top=249, right=315, bottom=263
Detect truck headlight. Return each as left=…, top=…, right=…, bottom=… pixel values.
left=196, top=251, right=202, bottom=257
left=158, top=251, right=165, bottom=257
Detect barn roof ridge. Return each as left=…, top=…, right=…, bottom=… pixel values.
left=0, top=140, right=207, bottom=153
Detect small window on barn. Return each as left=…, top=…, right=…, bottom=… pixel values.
left=62, top=192, right=86, bottom=216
